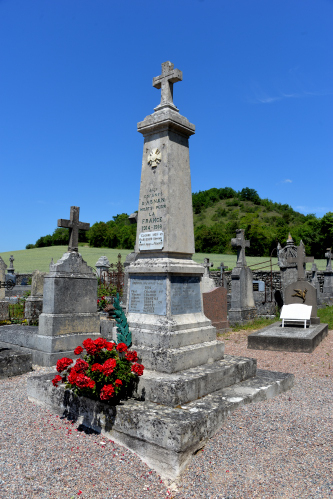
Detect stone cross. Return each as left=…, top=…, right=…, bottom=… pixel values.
left=231, top=229, right=250, bottom=267
left=203, top=258, right=213, bottom=277
left=58, top=206, right=90, bottom=252
left=220, top=262, right=228, bottom=287
left=153, top=61, right=182, bottom=110
left=7, top=255, right=15, bottom=274
left=287, top=240, right=314, bottom=280
left=325, top=248, right=332, bottom=271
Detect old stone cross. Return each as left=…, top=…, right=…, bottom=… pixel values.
left=287, top=240, right=314, bottom=280
left=231, top=229, right=250, bottom=267
left=153, top=61, right=182, bottom=110
left=58, top=206, right=90, bottom=252
left=9, top=255, right=14, bottom=269
left=203, top=258, right=214, bottom=277
left=325, top=248, right=332, bottom=271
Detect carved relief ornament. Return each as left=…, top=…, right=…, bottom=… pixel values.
left=147, top=148, right=162, bottom=168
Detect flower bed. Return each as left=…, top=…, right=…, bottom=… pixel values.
left=52, top=337, right=144, bottom=402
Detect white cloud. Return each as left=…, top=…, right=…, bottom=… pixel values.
left=276, top=179, right=292, bottom=185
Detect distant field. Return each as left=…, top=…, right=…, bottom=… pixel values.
left=0, top=246, right=327, bottom=273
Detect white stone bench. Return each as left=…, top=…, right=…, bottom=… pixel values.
left=280, top=304, right=312, bottom=329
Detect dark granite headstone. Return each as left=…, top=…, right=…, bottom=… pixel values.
left=203, top=287, right=229, bottom=331
left=128, top=276, right=167, bottom=315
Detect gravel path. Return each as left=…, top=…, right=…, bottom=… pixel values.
left=0, top=330, right=332, bottom=499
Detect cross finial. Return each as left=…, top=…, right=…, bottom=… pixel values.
left=325, top=247, right=332, bottom=271
left=57, top=206, right=90, bottom=252
left=153, top=61, right=182, bottom=112
left=203, top=257, right=214, bottom=277
left=287, top=240, right=314, bottom=280
left=9, top=255, right=14, bottom=269
left=231, top=229, right=250, bottom=267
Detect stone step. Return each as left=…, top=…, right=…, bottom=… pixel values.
left=133, top=339, right=225, bottom=373
left=27, top=361, right=294, bottom=481
left=135, top=354, right=257, bottom=406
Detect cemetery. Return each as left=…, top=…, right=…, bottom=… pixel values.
left=0, top=62, right=332, bottom=495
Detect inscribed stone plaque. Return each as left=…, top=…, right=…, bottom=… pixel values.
left=170, top=276, right=202, bottom=315
left=128, top=276, right=167, bottom=315
left=139, top=231, right=164, bottom=251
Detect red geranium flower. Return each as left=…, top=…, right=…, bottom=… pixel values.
left=105, top=341, right=115, bottom=351
left=94, top=337, right=108, bottom=351
left=116, top=342, right=128, bottom=353
left=102, top=358, right=117, bottom=376
left=72, top=358, right=89, bottom=374
left=82, top=338, right=98, bottom=355
left=56, top=357, right=73, bottom=373
left=75, top=374, right=95, bottom=390
left=74, top=346, right=83, bottom=355
left=115, top=379, right=122, bottom=386
left=91, top=363, right=104, bottom=372
left=131, top=363, right=144, bottom=376
left=52, top=375, right=63, bottom=387
left=125, top=350, right=138, bottom=362
left=100, top=384, right=115, bottom=400
left=68, top=369, right=78, bottom=385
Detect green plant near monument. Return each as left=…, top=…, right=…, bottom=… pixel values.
left=318, top=305, right=333, bottom=329
left=113, top=293, right=131, bottom=346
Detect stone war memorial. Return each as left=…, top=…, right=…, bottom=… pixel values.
left=248, top=241, right=328, bottom=352
left=27, top=62, right=293, bottom=480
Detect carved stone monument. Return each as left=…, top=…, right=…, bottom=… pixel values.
left=25, top=270, right=46, bottom=324
left=95, top=256, right=110, bottom=277
left=0, top=256, right=7, bottom=301
left=310, top=263, right=321, bottom=303
left=201, top=257, right=216, bottom=293
left=228, top=229, right=256, bottom=324
left=323, top=248, right=333, bottom=298
left=277, top=233, right=298, bottom=299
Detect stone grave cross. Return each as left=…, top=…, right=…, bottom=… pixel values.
left=58, top=206, right=90, bottom=252
left=287, top=240, right=314, bottom=280
left=220, top=262, right=228, bottom=287
left=8, top=255, right=15, bottom=274
left=153, top=61, right=182, bottom=110
left=325, top=248, right=332, bottom=271
left=203, top=258, right=214, bottom=277
left=231, top=229, right=250, bottom=267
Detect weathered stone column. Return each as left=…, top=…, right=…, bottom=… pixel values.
left=25, top=270, right=46, bottom=325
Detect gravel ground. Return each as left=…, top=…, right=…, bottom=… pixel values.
left=0, top=330, right=332, bottom=499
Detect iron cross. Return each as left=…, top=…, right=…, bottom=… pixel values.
left=325, top=248, right=332, bottom=271
left=287, top=240, right=314, bottom=280
left=153, top=61, right=182, bottom=110
left=231, top=229, right=250, bottom=267
left=58, top=206, right=90, bottom=252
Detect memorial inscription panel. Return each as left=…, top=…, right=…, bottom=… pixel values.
left=171, top=276, right=202, bottom=315
left=128, top=276, right=167, bottom=315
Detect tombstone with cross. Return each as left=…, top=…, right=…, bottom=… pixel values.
left=325, top=248, right=332, bottom=272
left=287, top=240, right=314, bottom=281
left=323, top=247, right=333, bottom=298
left=58, top=206, right=90, bottom=253
left=153, top=61, right=182, bottom=111
left=219, top=262, right=228, bottom=288
left=231, top=229, right=250, bottom=267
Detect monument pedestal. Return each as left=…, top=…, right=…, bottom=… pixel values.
left=228, top=262, right=256, bottom=325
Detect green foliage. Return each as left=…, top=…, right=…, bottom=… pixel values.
left=113, top=293, right=132, bottom=346
left=317, top=305, right=333, bottom=329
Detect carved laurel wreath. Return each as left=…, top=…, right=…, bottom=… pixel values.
left=147, top=148, right=162, bottom=168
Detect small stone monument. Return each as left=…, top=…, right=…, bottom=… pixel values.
left=95, top=256, right=110, bottom=278
left=201, top=257, right=216, bottom=293
left=228, top=229, right=256, bottom=324
left=203, top=287, right=229, bottom=331
left=219, top=262, right=228, bottom=288
left=323, top=248, right=333, bottom=297
left=310, top=263, right=321, bottom=303
left=25, top=270, right=46, bottom=324
left=36, top=206, right=100, bottom=365
left=277, top=233, right=298, bottom=299
left=5, top=255, right=16, bottom=285
left=0, top=256, right=9, bottom=319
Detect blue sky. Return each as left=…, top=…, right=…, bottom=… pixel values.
left=0, top=0, right=332, bottom=252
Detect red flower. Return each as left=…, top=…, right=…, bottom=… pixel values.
left=72, top=359, right=89, bottom=374
left=74, top=346, right=83, bottom=355
left=115, top=379, right=122, bottom=386
left=125, top=350, right=138, bottom=362
left=94, top=337, right=108, bottom=351
left=82, top=338, right=98, bottom=355
left=56, top=357, right=73, bottom=373
left=100, top=384, right=115, bottom=400
left=75, top=375, right=95, bottom=390
left=52, top=375, right=62, bottom=387
left=105, top=341, right=115, bottom=351
left=102, top=358, right=117, bottom=376
left=91, top=363, right=103, bottom=372
left=131, top=363, right=144, bottom=376
left=68, top=369, right=79, bottom=385
left=116, top=342, right=128, bottom=353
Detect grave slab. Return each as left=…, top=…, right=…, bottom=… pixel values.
left=27, top=366, right=294, bottom=480
left=247, top=321, right=328, bottom=353
left=0, top=346, right=32, bottom=378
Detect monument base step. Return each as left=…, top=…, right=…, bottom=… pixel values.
left=27, top=364, right=294, bottom=481
left=135, top=354, right=256, bottom=406
left=247, top=321, right=329, bottom=353
left=0, top=346, right=32, bottom=379
left=228, top=307, right=257, bottom=325
left=133, top=339, right=224, bottom=373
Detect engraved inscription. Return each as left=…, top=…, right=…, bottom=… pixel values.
left=139, top=231, right=164, bottom=251
left=128, top=276, right=167, bottom=315
left=139, top=188, right=166, bottom=232
left=170, top=276, right=202, bottom=315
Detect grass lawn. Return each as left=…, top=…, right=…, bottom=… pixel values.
left=0, top=246, right=328, bottom=273
left=318, top=305, right=333, bottom=329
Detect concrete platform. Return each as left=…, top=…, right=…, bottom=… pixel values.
left=248, top=321, right=329, bottom=353
left=0, top=347, right=32, bottom=379
left=27, top=361, right=294, bottom=480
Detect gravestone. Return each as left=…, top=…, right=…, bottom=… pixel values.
left=277, top=233, right=298, bottom=299
left=0, top=256, right=7, bottom=301
left=323, top=248, right=333, bottom=297
left=36, top=206, right=100, bottom=365
left=228, top=229, right=256, bottom=324
left=202, top=287, right=229, bottom=331
left=201, top=257, right=216, bottom=293
left=95, top=256, right=110, bottom=277
left=310, top=263, right=321, bottom=303
left=25, top=270, right=46, bottom=324
left=219, top=262, right=228, bottom=288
